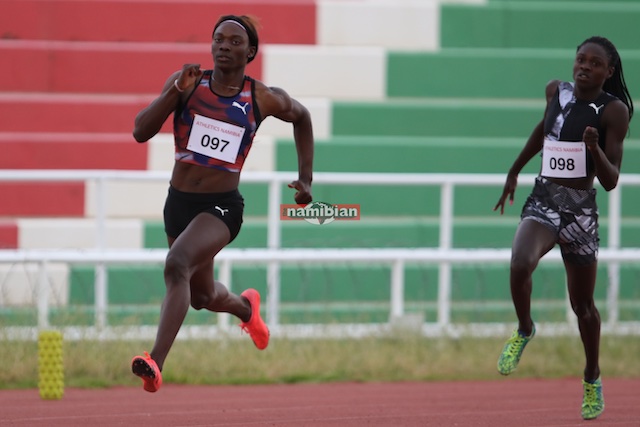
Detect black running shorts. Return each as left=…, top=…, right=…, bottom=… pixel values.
left=163, top=185, right=244, bottom=243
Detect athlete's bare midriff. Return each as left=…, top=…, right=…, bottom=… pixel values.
left=545, top=173, right=596, bottom=191
left=169, top=161, right=240, bottom=193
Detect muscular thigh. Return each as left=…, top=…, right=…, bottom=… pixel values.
left=512, top=218, right=557, bottom=263
left=169, top=213, right=231, bottom=271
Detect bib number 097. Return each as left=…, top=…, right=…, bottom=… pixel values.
left=187, top=114, right=245, bottom=164
left=200, top=135, right=229, bottom=152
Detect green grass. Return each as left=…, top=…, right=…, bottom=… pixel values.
left=1, top=335, right=638, bottom=390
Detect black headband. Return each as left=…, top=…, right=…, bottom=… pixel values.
left=213, top=16, right=259, bottom=63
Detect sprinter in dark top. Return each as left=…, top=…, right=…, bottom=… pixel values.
left=494, top=36, right=633, bottom=420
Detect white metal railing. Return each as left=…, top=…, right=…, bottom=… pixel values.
left=1, top=170, right=640, bottom=338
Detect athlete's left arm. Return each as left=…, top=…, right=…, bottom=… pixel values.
left=257, top=84, right=314, bottom=204
left=586, top=99, right=630, bottom=191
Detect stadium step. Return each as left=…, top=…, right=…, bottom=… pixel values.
left=16, top=218, right=143, bottom=250
left=0, top=92, right=170, bottom=134
left=6, top=258, right=637, bottom=325
left=143, top=218, right=640, bottom=250
left=0, top=220, right=18, bottom=249
left=0, top=39, right=235, bottom=94
left=441, top=1, right=640, bottom=49
left=0, top=0, right=316, bottom=44
left=0, top=132, right=147, bottom=170
left=277, top=136, right=540, bottom=173
left=331, top=97, right=640, bottom=138
left=0, top=182, right=84, bottom=217
left=332, top=98, right=543, bottom=138
left=387, top=48, right=640, bottom=99
left=64, top=263, right=537, bottom=306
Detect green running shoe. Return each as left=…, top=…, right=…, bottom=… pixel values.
left=582, top=377, right=604, bottom=420
left=497, top=325, right=535, bottom=375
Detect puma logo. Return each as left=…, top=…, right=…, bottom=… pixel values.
left=588, top=103, right=604, bottom=114
left=214, top=206, right=229, bottom=216
left=232, top=101, right=249, bottom=115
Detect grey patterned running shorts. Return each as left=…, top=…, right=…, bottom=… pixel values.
left=521, top=176, right=599, bottom=265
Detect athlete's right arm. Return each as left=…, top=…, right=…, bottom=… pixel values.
left=133, top=72, right=182, bottom=143
left=133, top=64, right=202, bottom=143
left=493, top=80, right=559, bottom=213
left=507, top=80, right=560, bottom=177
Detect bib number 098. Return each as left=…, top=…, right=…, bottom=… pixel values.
left=201, top=135, right=229, bottom=152
left=548, top=157, right=575, bottom=171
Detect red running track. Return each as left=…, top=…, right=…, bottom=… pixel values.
left=1, top=378, right=638, bottom=426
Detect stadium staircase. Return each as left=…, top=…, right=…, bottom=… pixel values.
left=2, top=0, right=640, bottom=324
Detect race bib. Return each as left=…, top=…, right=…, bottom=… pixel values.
left=540, top=139, right=587, bottom=179
left=186, top=114, right=246, bottom=164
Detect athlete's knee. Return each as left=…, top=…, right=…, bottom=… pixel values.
left=191, top=281, right=227, bottom=310
left=510, top=252, right=538, bottom=278
left=190, top=291, right=211, bottom=310
left=572, top=299, right=600, bottom=320
left=164, top=250, right=190, bottom=285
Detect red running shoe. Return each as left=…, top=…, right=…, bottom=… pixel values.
left=240, top=289, right=270, bottom=350
left=131, top=351, right=162, bottom=392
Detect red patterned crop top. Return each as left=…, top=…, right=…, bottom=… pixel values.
left=173, top=70, right=262, bottom=173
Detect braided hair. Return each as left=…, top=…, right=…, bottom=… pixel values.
left=578, top=36, right=634, bottom=120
